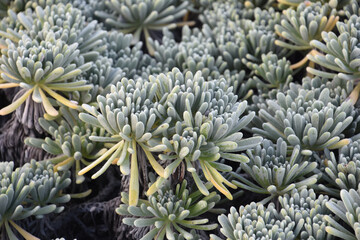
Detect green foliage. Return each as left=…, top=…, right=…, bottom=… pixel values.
left=2, top=0, right=360, bottom=239
left=210, top=202, right=296, bottom=240
left=308, top=31, right=360, bottom=80
left=150, top=26, right=226, bottom=80
left=308, top=14, right=360, bottom=80
left=24, top=159, right=71, bottom=209
left=151, top=69, right=262, bottom=200
left=104, top=31, right=161, bottom=79
left=278, top=0, right=351, bottom=10
left=275, top=2, right=338, bottom=51
left=0, top=160, right=70, bottom=240
left=78, top=76, right=168, bottom=206
left=0, top=3, right=107, bottom=58
left=325, top=188, right=360, bottom=240
left=0, top=0, right=68, bottom=17
left=25, top=106, right=109, bottom=184
left=78, top=68, right=262, bottom=204
left=253, top=86, right=354, bottom=154
left=278, top=188, right=333, bottom=240
left=248, top=52, right=293, bottom=93
left=94, top=0, right=189, bottom=54
left=317, top=140, right=360, bottom=197
left=116, top=180, right=219, bottom=240
left=199, top=0, right=250, bottom=29
left=344, top=0, right=360, bottom=17
left=71, top=57, right=124, bottom=105
left=232, top=138, right=318, bottom=203
left=240, top=0, right=276, bottom=9
left=0, top=33, right=92, bottom=117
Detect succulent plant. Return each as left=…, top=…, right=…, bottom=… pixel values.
left=94, top=0, right=190, bottom=54
left=278, top=0, right=351, bottom=9
left=278, top=188, right=334, bottom=240
left=222, top=69, right=252, bottom=100
left=77, top=76, right=168, bottom=206
left=149, top=26, right=252, bottom=99
left=151, top=69, right=263, bottom=200
left=0, top=0, right=69, bottom=17
left=0, top=3, right=107, bottom=60
left=210, top=202, right=296, bottom=240
left=70, top=57, right=124, bottom=105
left=78, top=68, right=262, bottom=204
left=275, top=2, right=338, bottom=51
left=242, top=27, right=286, bottom=66
left=248, top=52, right=293, bottom=93
left=104, top=31, right=161, bottom=80
left=231, top=138, right=318, bottom=203
left=149, top=26, right=225, bottom=80
left=0, top=160, right=71, bottom=240
left=317, top=140, right=360, bottom=197
left=23, top=159, right=71, bottom=211
left=325, top=188, right=360, bottom=240
left=116, top=180, right=219, bottom=240
left=253, top=7, right=281, bottom=31
left=307, top=32, right=360, bottom=81
left=2, top=0, right=360, bottom=239
left=0, top=32, right=94, bottom=122
left=252, top=86, right=354, bottom=154
left=308, top=14, right=360, bottom=81
left=0, top=161, right=38, bottom=240
left=275, top=2, right=338, bottom=69
left=25, top=106, right=109, bottom=184
left=12, top=0, right=69, bottom=13
left=344, top=0, right=360, bottom=17
left=199, top=0, right=251, bottom=29
left=301, top=76, right=353, bottom=104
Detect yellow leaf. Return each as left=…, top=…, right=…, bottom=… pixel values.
left=54, top=157, right=74, bottom=172
left=78, top=141, right=122, bottom=175
left=41, top=85, right=78, bottom=109
left=141, top=144, right=165, bottom=178
left=9, top=220, right=40, bottom=240
left=0, top=88, right=34, bottom=115
left=129, top=140, right=139, bottom=206
left=38, top=87, right=59, bottom=116
left=0, top=83, right=19, bottom=88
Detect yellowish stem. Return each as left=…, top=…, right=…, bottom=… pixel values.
left=140, top=144, right=165, bottom=178
left=69, top=189, right=92, bottom=198
left=328, top=139, right=350, bottom=150
left=291, top=49, right=322, bottom=70
left=349, top=81, right=360, bottom=105
left=307, top=61, right=315, bottom=78
left=0, top=83, right=19, bottom=89
left=0, top=88, right=34, bottom=115
left=54, top=157, right=73, bottom=172
left=176, top=21, right=196, bottom=28
left=183, top=11, right=190, bottom=22
left=129, top=140, right=139, bottom=206
left=146, top=177, right=165, bottom=196
left=41, top=85, right=78, bottom=109
left=38, top=87, right=59, bottom=117
left=144, top=28, right=155, bottom=56
left=78, top=141, right=122, bottom=175
left=9, top=220, right=40, bottom=240
left=277, top=0, right=299, bottom=7
left=324, top=16, right=339, bottom=32
left=200, top=160, right=233, bottom=200
left=291, top=55, right=309, bottom=70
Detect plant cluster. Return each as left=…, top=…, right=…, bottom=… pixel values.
left=0, top=160, right=70, bottom=240
left=2, top=0, right=360, bottom=239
